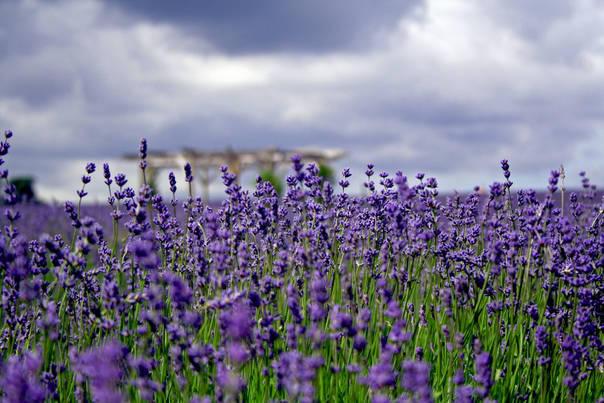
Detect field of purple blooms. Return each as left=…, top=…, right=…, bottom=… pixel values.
left=0, top=132, right=602, bottom=402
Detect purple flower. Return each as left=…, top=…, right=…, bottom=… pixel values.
left=426, top=177, right=438, bottom=189
left=339, top=168, right=352, bottom=190
left=103, top=163, right=112, bottom=186
left=559, top=334, right=584, bottom=392
left=473, top=352, right=493, bottom=398
left=168, top=274, right=193, bottom=309
left=168, top=171, right=177, bottom=194
left=85, top=162, right=96, bottom=174
left=291, top=154, right=304, bottom=174
left=139, top=137, right=147, bottom=160
left=0, top=351, right=45, bottom=403
left=37, top=300, right=59, bottom=340
left=139, top=138, right=148, bottom=170
left=353, top=334, right=367, bottom=351
left=184, top=162, right=193, bottom=183
left=372, top=394, right=390, bottom=403
left=127, top=236, right=159, bottom=270
left=388, top=320, right=411, bottom=345
left=385, top=301, right=402, bottom=319
left=401, top=360, right=433, bottom=402
left=548, top=170, right=560, bottom=193
left=273, top=351, right=323, bottom=401
left=310, top=276, right=329, bottom=304
left=72, top=340, right=127, bottom=402
left=220, top=302, right=254, bottom=342
left=226, top=342, right=250, bottom=365
left=114, top=173, right=128, bottom=187
left=331, top=305, right=354, bottom=334
left=500, top=159, right=509, bottom=172
left=365, top=164, right=375, bottom=177
left=535, top=326, right=551, bottom=365
left=359, top=359, right=396, bottom=391
left=357, top=308, right=372, bottom=330
left=455, top=385, right=474, bottom=403
left=309, top=302, right=327, bottom=322
left=216, top=363, right=246, bottom=396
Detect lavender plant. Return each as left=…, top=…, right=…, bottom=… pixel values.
left=0, top=134, right=602, bottom=402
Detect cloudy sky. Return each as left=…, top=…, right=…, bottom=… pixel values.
left=1, top=0, right=603, bottom=201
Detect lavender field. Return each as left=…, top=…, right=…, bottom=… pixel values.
left=0, top=133, right=602, bottom=402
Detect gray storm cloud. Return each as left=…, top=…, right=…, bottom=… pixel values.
left=0, top=0, right=603, bottom=201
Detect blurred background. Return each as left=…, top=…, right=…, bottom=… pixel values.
left=1, top=0, right=603, bottom=203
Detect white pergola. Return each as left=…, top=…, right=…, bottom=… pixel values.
left=123, top=147, right=345, bottom=201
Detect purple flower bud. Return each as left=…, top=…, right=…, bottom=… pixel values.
left=184, top=162, right=193, bottom=183
left=359, top=360, right=396, bottom=390
left=72, top=340, right=127, bottom=402
left=331, top=305, right=353, bottom=332
left=85, top=162, right=96, bottom=174
left=559, top=334, right=584, bottom=392
left=220, top=302, right=254, bottom=342
left=127, top=236, right=159, bottom=270
left=0, top=350, right=45, bottom=403
left=401, top=360, right=433, bottom=402
left=385, top=301, right=401, bottom=319
left=216, top=363, right=246, bottom=395
left=0, top=141, right=10, bottom=156
left=455, top=385, right=474, bottom=403
left=338, top=179, right=350, bottom=189
left=114, top=173, right=128, bottom=187
left=353, top=334, right=367, bottom=351
left=357, top=308, right=371, bottom=330
left=473, top=352, right=493, bottom=398
left=310, top=276, right=329, bottom=304
left=365, top=164, right=375, bottom=177
left=169, top=171, right=177, bottom=193
left=227, top=342, right=250, bottom=365
left=548, top=170, right=560, bottom=193
left=139, top=137, right=147, bottom=160
left=291, top=154, right=304, bottom=172
left=372, top=394, right=390, bottom=403
left=272, top=351, right=322, bottom=401
left=102, top=163, right=112, bottom=185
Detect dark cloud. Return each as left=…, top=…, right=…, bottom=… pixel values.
left=105, top=0, right=425, bottom=53
left=1, top=0, right=603, bottom=200
left=484, top=0, right=574, bottom=40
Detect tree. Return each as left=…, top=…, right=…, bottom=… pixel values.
left=318, top=164, right=335, bottom=184
left=9, top=176, right=36, bottom=203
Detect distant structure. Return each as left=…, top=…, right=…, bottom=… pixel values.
left=123, top=147, right=345, bottom=201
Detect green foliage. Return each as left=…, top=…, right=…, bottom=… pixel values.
left=318, top=163, right=335, bottom=183
left=258, top=169, right=284, bottom=196
left=9, top=176, right=36, bottom=202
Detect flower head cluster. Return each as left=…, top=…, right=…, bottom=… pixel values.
left=0, top=136, right=601, bottom=402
